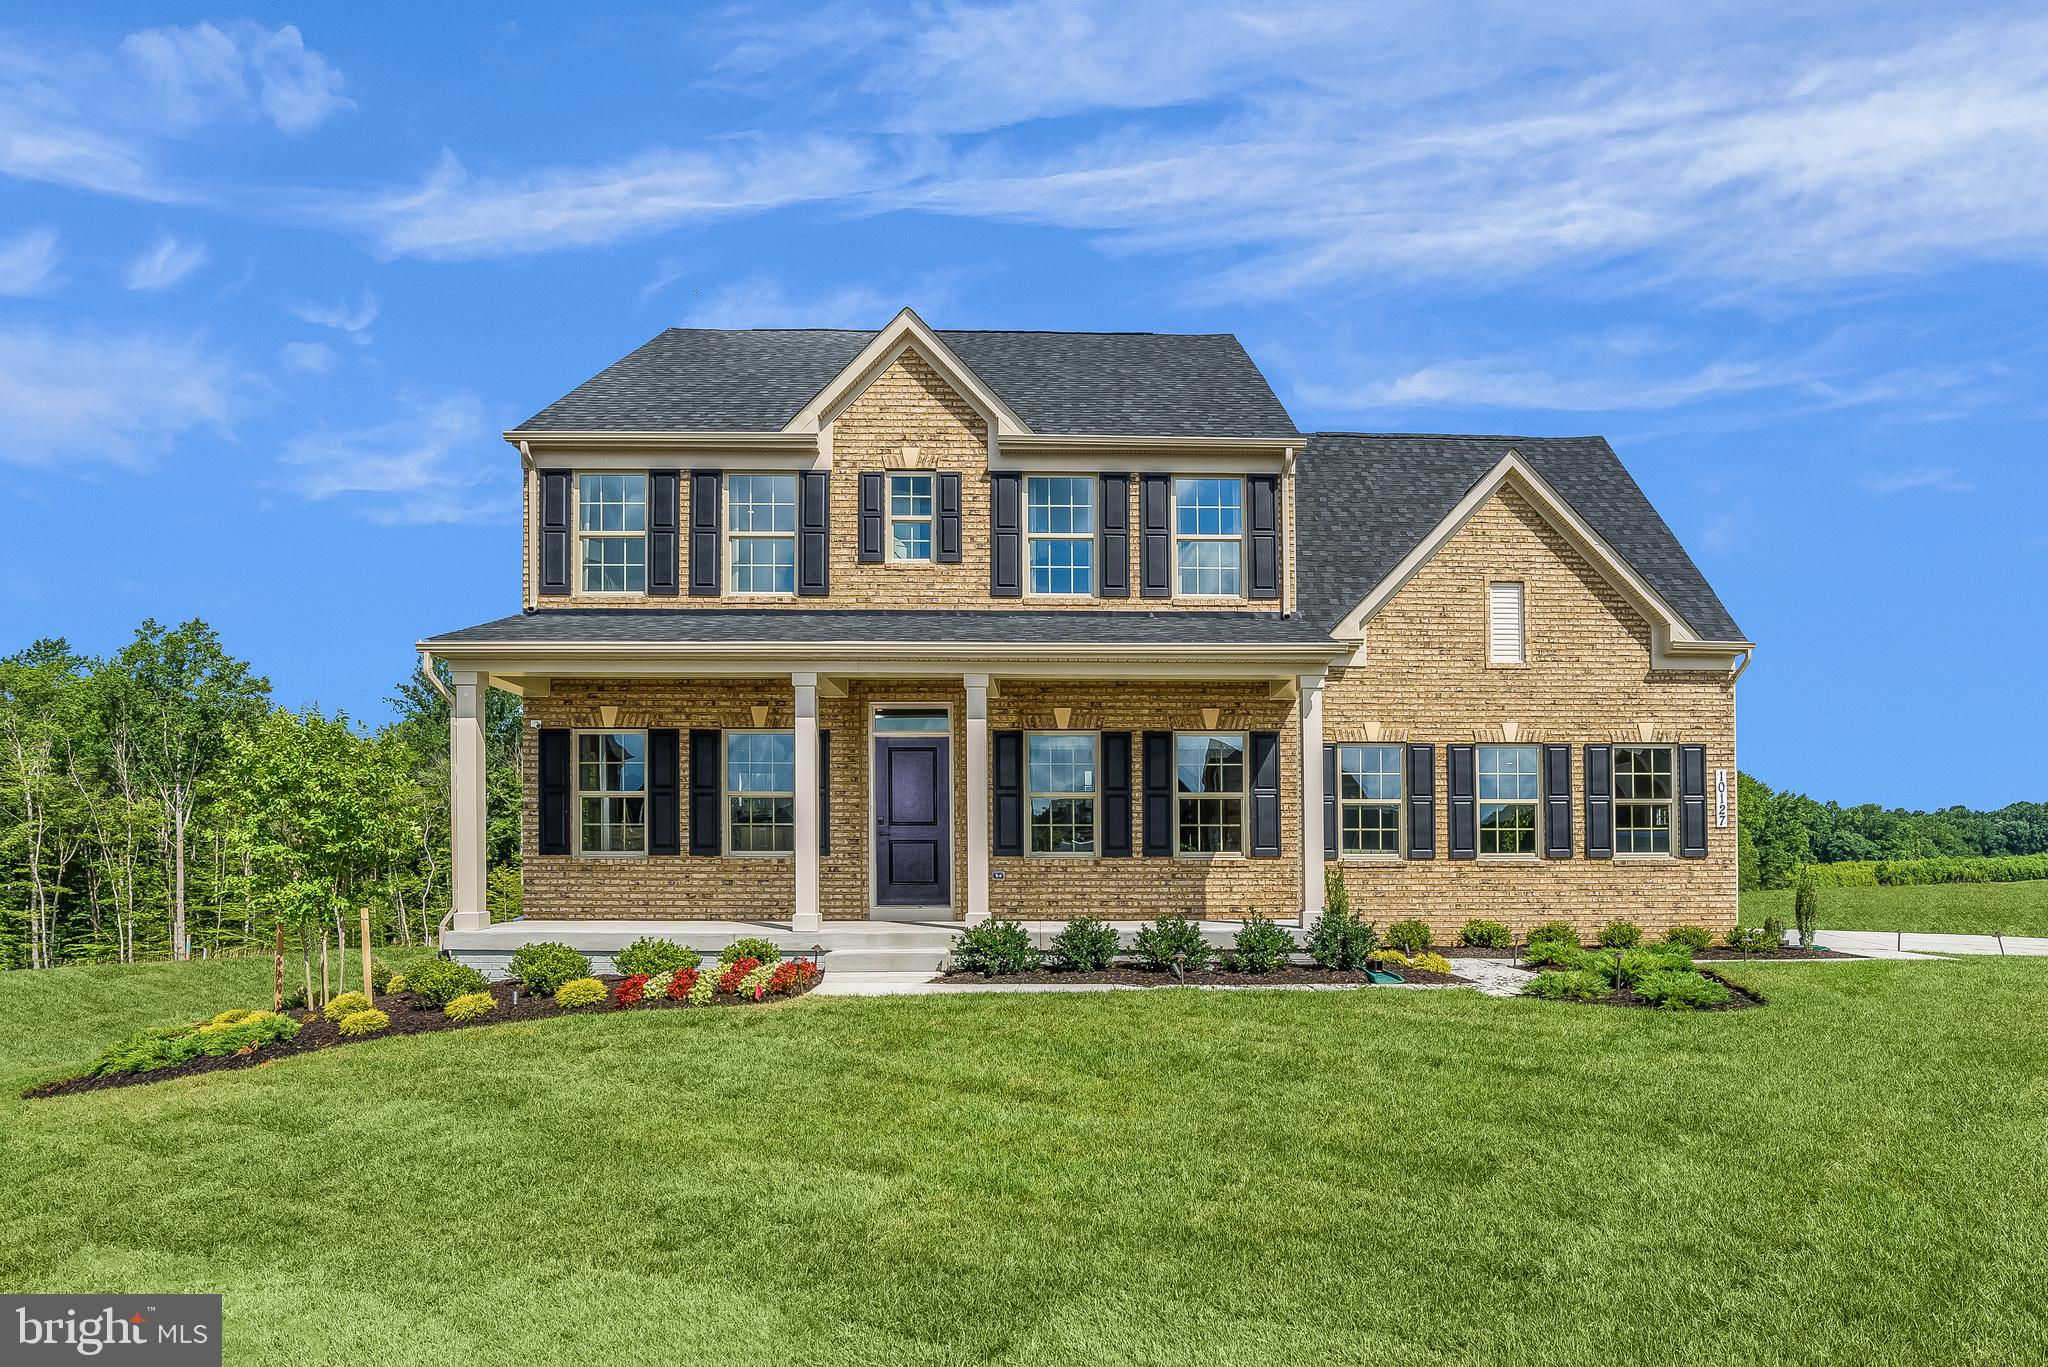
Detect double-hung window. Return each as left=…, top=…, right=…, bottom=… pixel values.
left=728, top=474, right=797, bottom=594
left=1027, top=476, right=1094, bottom=594
left=1338, top=744, right=1403, bottom=855
left=577, top=474, right=645, bottom=593
left=725, top=731, right=795, bottom=854
left=1175, top=732, right=1245, bottom=855
left=1477, top=744, right=1540, bottom=856
left=1027, top=733, right=1096, bottom=855
left=1613, top=746, right=1675, bottom=855
left=889, top=472, right=934, bottom=562
left=577, top=731, right=646, bottom=854
left=1174, top=477, right=1242, bottom=596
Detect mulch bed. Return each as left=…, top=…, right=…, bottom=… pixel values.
left=24, top=973, right=821, bottom=1100
left=1534, top=969, right=1766, bottom=1013
left=1444, top=945, right=1851, bottom=962
left=934, top=963, right=1467, bottom=988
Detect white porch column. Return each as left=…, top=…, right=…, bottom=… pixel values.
left=1298, top=671, right=1327, bottom=931
left=792, top=671, right=822, bottom=933
left=963, top=673, right=991, bottom=925
left=448, top=670, right=488, bottom=936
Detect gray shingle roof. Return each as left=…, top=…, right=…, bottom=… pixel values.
left=425, top=609, right=1337, bottom=649
left=1295, top=434, right=1744, bottom=642
left=512, top=327, right=1299, bottom=439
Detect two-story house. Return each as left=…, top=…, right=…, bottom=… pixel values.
left=421, top=309, right=1750, bottom=966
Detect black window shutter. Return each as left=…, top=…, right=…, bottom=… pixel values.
left=1249, top=730, right=1281, bottom=858
left=1679, top=744, right=1709, bottom=858
left=688, top=729, right=721, bottom=856
left=538, top=470, right=571, bottom=597
left=1406, top=744, right=1435, bottom=859
left=1543, top=743, right=1572, bottom=859
left=798, top=471, right=829, bottom=596
left=990, top=471, right=1022, bottom=596
left=688, top=471, right=722, bottom=596
left=1448, top=743, right=1477, bottom=860
left=1139, top=474, right=1171, bottom=598
left=1098, top=473, right=1130, bottom=598
left=1584, top=745, right=1613, bottom=860
left=937, top=472, right=963, bottom=563
left=993, top=731, right=1024, bottom=856
left=647, top=470, right=680, bottom=597
left=857, top=472, right=884, bottom=563
left=818, top=730, right=831, bottom=856
left=1142, top=730, right=1173, bottom=856
left=1247, top=473, right=1280, bottom=600
left=538, top=728, right=570, bottom=854
left=1100, top=731, right=1132, bottom=857
left=647, top=729, right=680, bottom=855
left=1323, top=743, right=1339, bottom=859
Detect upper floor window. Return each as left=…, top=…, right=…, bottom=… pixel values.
left=1488, top=581, right=1526, bottom=664
left=1614, top=746, right=1674, bottom=855
left=578, top=474, right=645, bottom=594
left=577, top=730, right=645, bottom=854
left=1477, top=744, right=1539, bottom=856
left=1175, top=731, right=1245, bottom=855
left=725, top=731, right=795, bottom=854
left=1027, top=732, right=1096, bottom=855
left=889, top=473, right=934, bottom=563
left=1338, top=743, right=1403, bottom=855
left=1174, top=477, right=1241, bottom=596
left=1027, top=476, right=1094, bottom=595
left=728, top=474, right=797, bottom=594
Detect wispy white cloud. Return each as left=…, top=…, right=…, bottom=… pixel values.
left=0, top=327, right=246, bottom=467
left=1859, top=465, right=1976, bottom=495
left=118, top=21, right=351, bottom=134
left=124, top=233, right=208, bottom=290
left=280, top=392, right=501, bottom=523
left=0, top=226, right=61, bottom=295
left=289, top=291, right=377, bottom=344
left=1326, top=357, right=1783, bottom=413
left=678, top=275, right=904, bottom=329
left=280, top=340, right=335, bottom=375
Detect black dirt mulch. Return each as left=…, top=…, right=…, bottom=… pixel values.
left=25, top=973, right=820, bottom=1100
left=934, top=963, right=1467, bottom=988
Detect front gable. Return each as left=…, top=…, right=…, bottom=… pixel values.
left=787, top=308, right=1028, bottom=462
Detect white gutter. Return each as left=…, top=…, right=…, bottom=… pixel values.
left=417, top=650, right=453, bottom=703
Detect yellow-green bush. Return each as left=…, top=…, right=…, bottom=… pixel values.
left=208, top=1008, right=261, bottom=1028
left=1410, top=951, right=1454, bottom=975
left=336, top=1009, right=389, bottom=1038
left=554, top=977, right=608, bottom=1009
left=1372, top=949, right=1413, bottom=968
left=385, top=973, right=407, bottom=994
left=322, top=991, right=373, bottom=1023
left=444, top=991, right=496, bottom=1023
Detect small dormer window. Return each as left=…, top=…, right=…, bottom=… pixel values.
left=577, top=475, right=645, bottom=593
left=1488, top=581, right=1525, bottom=664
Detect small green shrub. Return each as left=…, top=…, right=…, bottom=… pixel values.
left=1595, top=919, right=1642, bottom=949
left=1047, top=917, right=1120, bottom=972
left=1794, top=870, right=1822, bottom=949
left=209, top=1008, right=260, bottom=1027
left=1372, top=948, right=1412, bottom=968
left=1459, top=919, right=1512, bottom=949
left=718, top=937, right=782, bottom=968
left=384, top=973, right=406, bottom=995
left=1231, top=915, right=1297, bottom=974
left=613, top=937, right=700, bottom=979
left=322, top=991, right=373, bottom=1023
left=688, top=967, right=715, bottom=1006
left=1635, top=969, right=1734, bottom=1010
left=405, top=957, right=490, bottom=1008
left=1526, top=920, right=1578, bottom=947
left=369, top=960, right=401, bottom=995
left=1661, top=924, right=1714, bottom=953
left=1725, top=925, right=1778, bottom=955
left=1132, top=915, right=1214, bottom=973
left=444, top=991, right=496, bottom=1023
left=1308, top=899, right=1377, bottom=970
left=553, top=977, right=609, bottom=1009
left=336, top=1009, right=389, bottom=1037
left=509, top=942, right=591, bottom=995
left=1603, top=947, right=1694, bottom=990
left=1385, top=919, right=1432, bottom=956
left=1521, top=939, right=1586, bottom=969
left=949, top=919, right=1041, bottom=976
left=1409, top=951, right=1454, bottom=976
left=1524, top=970, right=1607, bottom=1002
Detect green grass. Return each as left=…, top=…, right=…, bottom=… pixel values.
left=1744, top=879, right=2048, bottom=937
left=3, top=957, right=2046, bottom=1366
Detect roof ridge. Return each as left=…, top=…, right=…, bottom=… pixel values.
left=1309, top=431, right=1607, bottom=443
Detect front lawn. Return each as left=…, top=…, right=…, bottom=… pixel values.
left=3, top=956, right=2045, bottom=1365
left=1743, top=878, right=2048, bottom=937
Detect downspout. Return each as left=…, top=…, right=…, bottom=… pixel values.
left=1731, top=648, right=1755, bottom=684
left=418, top=650, right=454, bottom=704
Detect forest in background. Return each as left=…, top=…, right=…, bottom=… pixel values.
left=3, top=618, right=2045, bottom=967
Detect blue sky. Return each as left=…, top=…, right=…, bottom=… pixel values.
left=3, top=1, right=2044, bottom=809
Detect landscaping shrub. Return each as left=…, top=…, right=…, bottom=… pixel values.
left=1459, top=919, right=1512, bottom=949
left=1635, top=969, right=1733, bottom=1010
left=443, top=991, right=495, bottom=1022
left=553, top=977, right=609, bottom=1009
left=209, top=1008, right=260, bottom=1027
left=322, top=991, right=373, bottom=1023
left=337, top=1009, right=389, bottom=1037
left=948, top=919, right=1041, bottom=976
left=1048, top=917, right=1121, bottom=972
left=738, top=962, right=777, bottom=1000
left=769, top=961, right=819, bottom=995
left=688, top=968, right=715, bottom=1006
left=1308, top=898, right=1377, bottom=969
left=614, top=937, right=700, bottom=979
left=1526, top=920, right=1578, bottom=948
left=1595, top=919, right=1642, bottom=949
left=614, top=973, right=651, bottom=1008
left=1808, top=852, right=2048, bottom=888
left=1231, top=916, right=1297, bottom=974
left=1764, top=914, right=1788, bottom=943
left=1372, top=948, right=1412, bottom=968
left=509, top=942, right=591, bottom=996
left=1597, top=947, right=1694, bottom=990
left=1133, top=915, right=1214, bottom=972
left=383, top=973, right=406, bottom=996
left=666, top=968, right=699, bottom=1002
left=1794, top=870, right=1822, bottom=949
left=1386, top=919, right=1432, bottom=956
left=1410, top=951, right=1454, bottom=975
left=1725, top=925, right=1777, bottom=955
left=1521, top=939, right=1586, bottom=969
left=717, top=957, right=764, bottom=993
left=369, top=961, right=401, bottom=995
left=405, top=958, right=490, bottom=1009
left=1661, top=925, right=1714, bottom=953
left=718, top=937, right=781, bottom=968
left=1524, top=971, right=1607, bottom=1002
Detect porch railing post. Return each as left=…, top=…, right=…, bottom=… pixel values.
left=1299, top=671, right=1326, bottom=931
left=963, top=673, right=991, bottom=925
left=448, top=670, right=488, bottom=937
left=792, top=671, right=822, bottom=933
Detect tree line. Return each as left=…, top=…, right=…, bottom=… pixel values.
left=0, top=620, right=522, bottom=970
left=1738, top=772, right=2048, bottom=890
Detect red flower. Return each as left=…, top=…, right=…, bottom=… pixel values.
left=614, top=973, right=649, bottom=1008
left=716, top=957, right=760, bottom=995
left=767, top=960, right=820, bottom=995
left=666, top=967, right=697, bottom=1001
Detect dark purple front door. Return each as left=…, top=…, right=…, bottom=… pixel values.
left=874, top=736, right=951, bottom=906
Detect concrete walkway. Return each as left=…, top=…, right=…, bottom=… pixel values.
left=1814, top=929, right=2048, bottom=958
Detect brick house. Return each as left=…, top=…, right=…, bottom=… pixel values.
left=422, top=309, right=1749, bottom=963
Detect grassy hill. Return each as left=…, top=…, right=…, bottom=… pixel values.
left=1743, top=879, right=2048, bottom=937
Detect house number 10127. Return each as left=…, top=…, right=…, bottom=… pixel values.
left=1714, top=769, right=1729, bottom=828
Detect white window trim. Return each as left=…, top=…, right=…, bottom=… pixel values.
left=1024, top=473, right=1096, bottom=598
left=575, top=472, right=647, bottom=597
left=1336, top=742, right=1404, bottom=860
left=722, top=727, right=796, bottom=858
left=1172, top=730, right=1248, bottom=860
left=1476, top=742, right=1542, bottom=860
left=1488, top=580, right=1527, bottom=666
left=725, top=471, right=799, bottom=597
left=572, top=727, right=648, bottom=859
left=1172, top=476, right=1246, bottom=600
left=1025, top=731, right=1099, bottom=858
left=1613, top=744, right=1677, bottom=860
left=886, top=470, right=936, bottom=565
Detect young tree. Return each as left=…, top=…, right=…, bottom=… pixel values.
left=0, top=641, right=88, bottom=968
